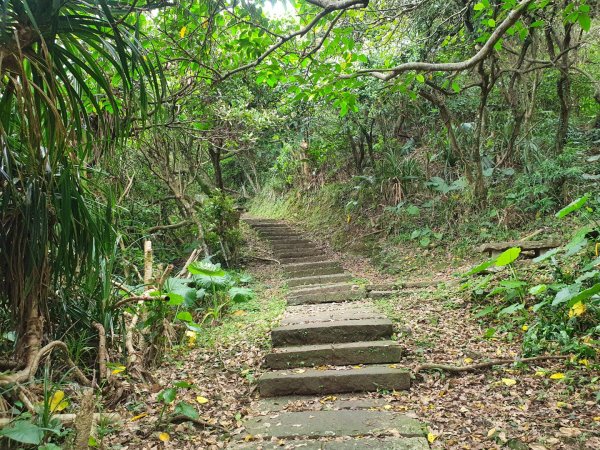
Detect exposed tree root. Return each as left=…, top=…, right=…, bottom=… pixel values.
left=0, top=340, right=92, bottom=387
left=415, top=355, right=569, bottom=373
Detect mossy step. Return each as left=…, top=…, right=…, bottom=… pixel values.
left=258, top=366, right=411, bottom=397
left=272, top=318, right=393, bottom=347
left=287, top=273, right=352, bottom=288
left=265, top=340, right=404, bottom=369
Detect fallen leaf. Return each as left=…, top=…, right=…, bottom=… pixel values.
left=522, top=325, right=529, bottom=331
left=487, top=427, right=496, bottom=437
left=196, top=396, right=209, bottom=404
left=549, top=372, right=565, bottom=380
left=383, top=404, right=392, bottom=410
left=427, top=433, right=437, bottom=443
left=568, top=301, right=585, bottom=318
left=464, top=357, right=473, bottom=364
left=159, top=432, right=170, bottom=442
left=131, top=413, right=148, bottom=422
left=501, top=378, right=517, bottom=386
left=534, top=370, right=546, bottom=377
left=50, top=390, right=69, bottom=412
left=294, top=369, right=305, bottom=374
left=111, top=365, right=126, bottom=375
left=558, top=427, right=582, bottom=437
left=233, top=310, right=246, bottom=316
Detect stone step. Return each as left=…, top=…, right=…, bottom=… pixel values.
left=283, top=260, right=341, bottom=272
left=288, top=289, right=365, bottom=306
left=289, top=282, right=356, bottom=296
left=274, top=249, right=325, bottom=259
left=283, top=261, right=344, bottom=278
left=287, top=273, right=352, bottom=288
left=281, top=307, right=385, bottom=325
left=284, top=300, right=378, bottom=316
left=272, top=318, right=393, bottom=346
left=280, top=255, right=331, bottom=264
left=231, top=436, right=429, bottom=449
left=239, top=409, right=422, bottom=439
left=264, top=340, right=404, bottom=369
left=284, top=266, right=344, bottom=279
left=252, top=224, right=291, bottom=229
left=258, top=366, right=411, bottom=397
left=270, top=242, right=316, bottom=249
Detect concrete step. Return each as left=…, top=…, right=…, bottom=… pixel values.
left=258, top=365, right=411, bottom=397
left=270, top=242, right=316, bottom=249
left=231, top=436, right=429, bottom=449
left=288, top=290, right=365, bottom=305
left=274, top=249, right=325, bottom=259
left=284, top=265, right=344, bottom=279
left=287, top=273, right=352, bottom=288
left=281, top=304, right=385, bottom=326
left=264, top=340, right=404, bottom=369
left=239, top=409, right=422, bottom=439
left=289, top=282, right=356, bottom=295
left=280, top=254, right=331, bottom=264
left=272, top=318, right=393, bottom=346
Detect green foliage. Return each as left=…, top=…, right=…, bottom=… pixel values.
left=464, top=195, right=600, bottom=356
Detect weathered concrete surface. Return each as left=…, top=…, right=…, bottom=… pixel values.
left=258, top=365, right=411, bottom=397
left=287, top=273, right=352, bottom=288
left=288, top=289, right=364, bottom=305
left=284, top=300, right=379, bottom=316
left=231, top=437, right=429, bottom=449
left=283, top=260, right=341, bottom=272
left=368, top=290, right=397, bottom=299
left=280, top=255, right=331, bottom=264
left=289, top=282, right=357, bottom=295
left=284, top=265, right=345, bottom=279
left=272, top=318, right=393, bottom=347
left=271, top=243, right=317, bottom=251
left=241, top=409, right=421, bottom=438
left=280, top=309, right=385, bottom=325
left=275, top=249, right=326, bottom=259
left=264, top=340, right=404, bottom=369
left=257, top=395, right=391, bottom=413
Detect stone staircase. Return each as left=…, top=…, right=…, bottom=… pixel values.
left=228, top=218, right=428, bottom=449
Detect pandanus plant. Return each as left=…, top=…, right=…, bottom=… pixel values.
left=0, top=0, right=161, bottom=386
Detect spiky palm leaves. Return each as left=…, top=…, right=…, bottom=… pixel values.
left=0, top=0, right=160, bottom=377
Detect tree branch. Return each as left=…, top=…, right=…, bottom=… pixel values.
left=344, top=0, right=535, bottom=81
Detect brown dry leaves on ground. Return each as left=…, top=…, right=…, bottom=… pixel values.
left=377, top=286, right=600, bottom=450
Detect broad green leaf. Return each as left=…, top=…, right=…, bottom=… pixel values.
left=552, top=284, right=581, bottom=306
left=556, top=195, right=589, bottom=218
left=159, top=388, right=177, bottom=404
left=495, top=247, right=521, bottom=266
left=176, top=311, right=193, bottom=322
left=529, top=284, right=547, bottom=295
left=498, top=303, right=524, bottom=315
left=174, top=401, right=199, bottom=420
left=566, top=283, right=600, bottom=308
left=228, top=287, right=254, bottom=303
left=533, top=247, right=561, bottom=262
left=464, top=260, right=493, bottom=276
left=0, top=421, right=44, bottom=444
left=188, top=262, right=226, bottom=277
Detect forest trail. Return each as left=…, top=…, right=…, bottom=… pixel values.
left=229, top=218, right=429, bottom=449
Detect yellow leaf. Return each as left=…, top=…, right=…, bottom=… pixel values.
left=111, top=365, right=126, bottom=375
left=593, top=416, right=600, bottom=421
left=463, top=357, right=473, bottom=364
left=578, top=359, right=589, bottom=367
left=233, top=310, right=246, bottom=316
left=427, top=433, right=437, bottom=443
left=487, top=427, right=496, bottom=438
left=196, top=396, right=209, bottom=404
left=569, top=301, right=586, bottom=318
left=131, top=413, right=148, bottom=422
left=50, top=390, right=69, bottom=412
left=549, top=372, right=565, bottom=380
left=159, top=432, right=170, bottom=442
left=179, top=26, right=187, bottom=38
left=556, top=402, right=568, bottom=408
left=534, top=370, right=546, bottom=377
left=501, top=378, right=517, bottom=386
left=294, top=369, right=306, bottom=374
left=244, top=434, right=254, bottom=442
left=319, top=395, right=337, bottom=404
left=522, top=325, right=529, bottom=331
left=388, top=364, right=397, bottom=368
left=383, top=404, right=392, bottom=410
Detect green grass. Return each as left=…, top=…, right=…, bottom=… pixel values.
left=197, top=279, right=286, bottom=350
